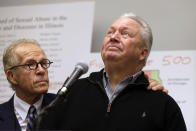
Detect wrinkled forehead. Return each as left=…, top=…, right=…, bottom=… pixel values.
left=110, top=17, right=142, bottom=29
left=14, top=43, right=46, bottom=62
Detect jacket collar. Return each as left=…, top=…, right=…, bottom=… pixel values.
left=0, top=95, right=21, bottom=131
left=87, top=69, right=149, bottom=89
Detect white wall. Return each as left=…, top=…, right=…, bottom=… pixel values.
left=0, top=0, right=195, bottom=51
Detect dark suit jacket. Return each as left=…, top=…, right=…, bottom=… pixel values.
left=0, top=93, right=56, bottom=131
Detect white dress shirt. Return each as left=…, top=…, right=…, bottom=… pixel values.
left=14, top=94, right=43, bottom=131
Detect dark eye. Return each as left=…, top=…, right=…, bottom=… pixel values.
left=106, top=30, right=114, bottom=36
left=107, top=31, right=113, bottom=35
left=27, top=62, right=37, bottom=69
left=41, top=59, right=50, bottom=64
left=121, top=31, right=129, bottom=37
left=40, top=59, right=50, bottom=68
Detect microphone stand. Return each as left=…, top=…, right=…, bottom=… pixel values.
left=35, top=62, right=88, bottom=130
left=35, top=78, right=70, bottom=130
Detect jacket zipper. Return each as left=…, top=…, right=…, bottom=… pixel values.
left=90, top=78, right=134, bottom=113
left=107, top=94, right=118, bottom=113
left=94, top=80, right=113, bottom=113
left=88, top=71, right=149, bottom=114
left=107, top=102, right=112, bottom=113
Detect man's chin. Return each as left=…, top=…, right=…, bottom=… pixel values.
left=35, top=86, right=49, bottom=93
left=104, top=54, right=120, bottom=61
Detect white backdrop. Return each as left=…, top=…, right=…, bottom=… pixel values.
left=0, top=2, right=195, bottom=131
left=0, top=1, right=95, bottom=97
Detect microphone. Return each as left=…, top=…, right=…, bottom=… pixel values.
left=58, top=62, right=88, bottom=95
left=36, top=62, right=88, bottom=130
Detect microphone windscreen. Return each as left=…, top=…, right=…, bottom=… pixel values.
left=75, top=62, right=88, bottom=74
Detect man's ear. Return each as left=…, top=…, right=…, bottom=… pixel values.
left=6, top=70, right=18, bottom=85
left=139, top=47, right=149, bottom=61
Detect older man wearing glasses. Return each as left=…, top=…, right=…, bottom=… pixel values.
left=0, top=39, right=55, bottom=131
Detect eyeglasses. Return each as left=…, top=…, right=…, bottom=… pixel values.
left=8, top=59, right=53, bottom=70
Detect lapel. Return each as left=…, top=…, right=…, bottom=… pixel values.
left=0, top=95, right=21, bottom=131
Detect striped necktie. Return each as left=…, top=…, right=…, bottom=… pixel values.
left=26, top=105, right=37, bottom=131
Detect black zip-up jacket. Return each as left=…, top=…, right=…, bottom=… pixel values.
left=37, top=70, right=187, bottom=131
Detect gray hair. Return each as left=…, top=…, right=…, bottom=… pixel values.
left=121, top=12, right=153, bottom=53
left=3, top=39, right=40, bottom=72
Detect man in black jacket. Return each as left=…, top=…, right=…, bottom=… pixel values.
left=37, top=12, right=186, bottom=131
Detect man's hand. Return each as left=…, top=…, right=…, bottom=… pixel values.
left=144, top=73, right=168, bottom=94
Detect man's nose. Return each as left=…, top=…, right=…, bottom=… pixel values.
left=111, top=31, right=120, bottom=39
left=36, top=64, right=46, bottom=74
left=110, top=31, right=120, bottom=42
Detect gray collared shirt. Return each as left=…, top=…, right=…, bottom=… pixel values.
left=103, top=69, right=142, bottom=102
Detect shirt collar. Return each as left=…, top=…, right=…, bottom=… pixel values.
left=14, top=94, right=43, bottom=120
left=103, top=68, right=142, bottom=85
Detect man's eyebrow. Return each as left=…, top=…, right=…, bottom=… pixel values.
left=119, top=27, right=130, bottom=30
left=108, top=26, right=115, bottom=30
left=25, top=58, right=47, bottom=63
left=24, top=59, right=37, bottom=63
